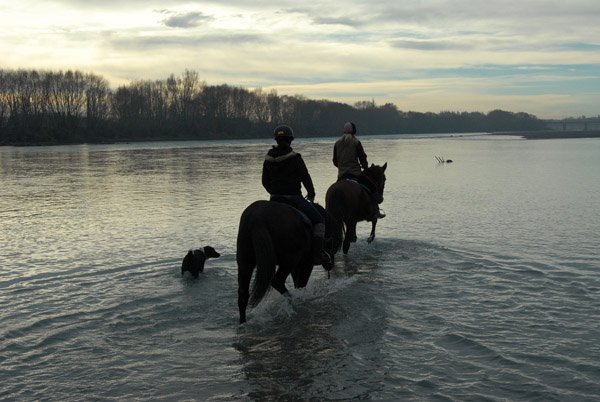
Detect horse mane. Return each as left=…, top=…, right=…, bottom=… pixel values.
left=364, top=163, right=382, bottom=178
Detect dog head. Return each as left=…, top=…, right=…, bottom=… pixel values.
left=202, top=246, right=220, bottom=259
left=181, top=246, right=220, bottom=278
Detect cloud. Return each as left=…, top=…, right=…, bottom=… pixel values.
left=559, top=42, right=600, bottom=51
left=312, top=16, right=357, bottom=27
left=158, top=11, right=214, bottom=28
left=2, top=0, right=599, bottom=118
left=108, top=31, right=269, bottom=50
left=389, top=39, right=470, bottom=51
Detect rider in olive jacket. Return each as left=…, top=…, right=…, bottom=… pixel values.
left=333, top=122, right=385, bottom=219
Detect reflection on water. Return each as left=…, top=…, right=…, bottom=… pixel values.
left=235, top=273, right=389, bottom=401
left=0, top=142, right=274, bottom=279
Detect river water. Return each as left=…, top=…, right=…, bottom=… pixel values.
left=1, top=134, right=599, bottom=401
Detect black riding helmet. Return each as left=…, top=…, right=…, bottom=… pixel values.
left=273, top=125, right=294, bottom=140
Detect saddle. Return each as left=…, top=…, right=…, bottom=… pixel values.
left=343, top=177, right=373, bottom=194
left=270, top=196, right=312, bottom=227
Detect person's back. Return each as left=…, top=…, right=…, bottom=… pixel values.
left=263, top=141, right=310, bottom=197
left=334, top=134, right=364, bottom=180
left=333, top=122, right=368, bottom=180
left=332, top=121, right=385, bottom=220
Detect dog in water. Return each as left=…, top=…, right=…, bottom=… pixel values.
left=181, top=246, right=220, bottom=278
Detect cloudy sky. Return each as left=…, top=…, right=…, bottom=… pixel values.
left=2, top=0, right=599, bottom=118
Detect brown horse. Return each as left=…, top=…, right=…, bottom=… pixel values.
left=236, top=200, right=342, bottom=324
left=325, top=163, right=387, bottom=255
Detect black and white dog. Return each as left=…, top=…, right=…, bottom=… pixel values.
left=181, top=246, right=220, bottom=278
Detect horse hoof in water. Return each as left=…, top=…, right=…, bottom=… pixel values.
left=181, top=246, right=220, bottom=278
left=323, top=260, right=334, bottom=272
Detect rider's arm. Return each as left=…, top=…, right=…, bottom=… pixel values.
left=261, top=161, right=272, bottom=194
left=298, top=157, right=316, bottom=200
left=332, top=144, right=338, bottom=167
left=357, top=141, right=368, bottom=170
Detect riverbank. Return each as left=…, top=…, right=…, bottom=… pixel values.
left=492, top=130, right=600, bottom=139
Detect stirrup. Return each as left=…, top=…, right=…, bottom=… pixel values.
left=313, top=251, right=331, bottom=266
left=375, top=208, right=386, bottom=219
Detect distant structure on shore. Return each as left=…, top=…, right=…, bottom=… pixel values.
left=545, top=118, right=600, bottom=131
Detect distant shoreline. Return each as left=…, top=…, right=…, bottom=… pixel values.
left=491, top=130, right=600, bottom=139
left=4, top=130, right=600, bottom=147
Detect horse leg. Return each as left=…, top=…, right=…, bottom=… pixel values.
left=367, top=220, right=377, bottom=243
left=292, top=261, right=314, bottom=288
left=342, top=220, right=357, bottom=254
left=270, top=266, right=290, bottom=296
left=343, top=234, right=351, bottom=255
left=237, top=265, right=253, bottom=324
left=348, top=221, right=358, bottom=242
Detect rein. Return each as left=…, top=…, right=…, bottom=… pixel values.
left=363, top=173, right=379, bottom=193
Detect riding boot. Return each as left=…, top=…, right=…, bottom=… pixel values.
left=312, top=236, right=330, bottom=266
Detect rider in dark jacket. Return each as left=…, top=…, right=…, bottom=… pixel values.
left=262, top=125, right=330, bottom=266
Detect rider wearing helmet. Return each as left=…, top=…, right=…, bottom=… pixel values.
left=262, top=125, right=330, bottom=266
left=333, top=122, right=385, bottom=219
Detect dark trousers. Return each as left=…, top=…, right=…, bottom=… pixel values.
left=269, top=194, right=325, bottom=225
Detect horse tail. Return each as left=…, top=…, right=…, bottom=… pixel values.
left=249, top=223, right=277, bottom=307
left=329, top=187, right=346, bottom=228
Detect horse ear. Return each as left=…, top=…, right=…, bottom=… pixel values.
left=370, top=163, right=374, bottom=168
left=382, top=162, right=387, bottom=171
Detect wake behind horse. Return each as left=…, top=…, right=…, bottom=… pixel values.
left=326, top=163, right=387, bottom=255
left=236, top=200, right=341, bottom=324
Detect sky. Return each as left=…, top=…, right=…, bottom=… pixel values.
left=1, top=0, right=599, bottom=119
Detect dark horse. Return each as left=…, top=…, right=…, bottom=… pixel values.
left=325, top=163, right=387, bottom=255
left=236, top=200, right=342, bottom=324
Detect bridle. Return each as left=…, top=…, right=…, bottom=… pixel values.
left=364, top=166, right=386, bottom=195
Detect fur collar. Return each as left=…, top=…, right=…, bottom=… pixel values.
left=265, top=150, right=298, bottom=162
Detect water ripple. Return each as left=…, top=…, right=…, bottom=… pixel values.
left=2, top=139, right=600, bottom=401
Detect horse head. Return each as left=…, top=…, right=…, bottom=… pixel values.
left=365, top=162, right=387, bottom=199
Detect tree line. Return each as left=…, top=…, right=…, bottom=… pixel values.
left=0, top=68, right=548, bottom=146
